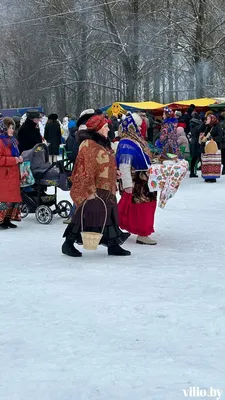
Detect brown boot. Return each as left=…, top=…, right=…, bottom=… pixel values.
left=136, top=236, right=157, bottom=245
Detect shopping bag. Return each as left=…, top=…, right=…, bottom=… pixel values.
left=20, top=161, right=35, bottom=187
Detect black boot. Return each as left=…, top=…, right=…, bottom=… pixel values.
left=0, top=221, right=9, bottom=229
left=4, top=219, right=17, bottom=229
left=190, top=173, right=198, bottom=178
left=108, top=245, right=131, bottom=256
left=62, top=239, right=82, bottom=257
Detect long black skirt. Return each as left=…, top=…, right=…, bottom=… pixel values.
left=63, top=189, right=130, bottom=247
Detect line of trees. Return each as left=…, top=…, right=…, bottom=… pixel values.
left=0, top=0, right=225, bottom=116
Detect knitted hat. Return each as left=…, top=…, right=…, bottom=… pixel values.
left=86, top=115, right=108, bottom=132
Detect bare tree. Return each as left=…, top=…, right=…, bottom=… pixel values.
left=0, top=0, right=225, bottom=115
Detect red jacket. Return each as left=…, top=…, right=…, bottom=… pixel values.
left=0, top=139, right=22, bottom=203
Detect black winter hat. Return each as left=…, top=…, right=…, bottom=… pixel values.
left=187, top=106, right=195, bottom=116
left=48, top=113, right=58, bottom=121
left=27, top=110, right=41, bottom=119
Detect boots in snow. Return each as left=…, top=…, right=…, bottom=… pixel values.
left=0, top=221, right=9, bottom=229
left=62, top=239, right=82, bottom=257
left=4, top=219, right=17, bottom=228
left=136, top=236, right=157, bottom=245
left=108, top=245, right=131, bottom=256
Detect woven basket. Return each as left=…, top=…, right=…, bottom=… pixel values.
left=81, top=196, right=107, bottom=251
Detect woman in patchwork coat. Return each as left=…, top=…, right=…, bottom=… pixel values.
left=62, top=114, right=130, bottom=258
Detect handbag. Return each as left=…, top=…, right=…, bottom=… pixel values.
left=20, top=161, right=35, bottom=187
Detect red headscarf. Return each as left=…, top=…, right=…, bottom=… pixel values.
left=209, top=115, right=218, bottom=126
left=86, top=115, right=108, bottom=132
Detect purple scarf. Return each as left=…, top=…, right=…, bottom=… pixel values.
left=0, top=134, right=20, bottom=157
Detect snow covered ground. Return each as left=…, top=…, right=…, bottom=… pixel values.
left=0, top=176, right=225, bottom=400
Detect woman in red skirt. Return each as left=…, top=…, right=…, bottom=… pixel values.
left=116, top=113, right=157, bottom=245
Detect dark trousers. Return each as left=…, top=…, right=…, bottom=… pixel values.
left=147, top=127, right=153, bottom=143
left=190, top=156, right=198, bottom=175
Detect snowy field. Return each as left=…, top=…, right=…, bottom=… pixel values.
left=0, top=175, right=225, bottom=400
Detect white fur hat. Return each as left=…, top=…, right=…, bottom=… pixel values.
left=78, top=124, right=87, bottom=131
left=79, top=109, right=95, bottom=118
left=77, top=109, right=95, bottom=128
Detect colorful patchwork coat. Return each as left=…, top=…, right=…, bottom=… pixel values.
left=70, top=131, right=117, bottom=206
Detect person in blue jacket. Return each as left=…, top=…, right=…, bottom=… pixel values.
left=68, top=116, right=77, bottom=133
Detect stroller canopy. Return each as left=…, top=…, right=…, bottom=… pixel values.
left=22, top=143, right=49, bottom=165
left=21, top=143, right=56, bottom=180
left=22, top=143, right=50, bottom=170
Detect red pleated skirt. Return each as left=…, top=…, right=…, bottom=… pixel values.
left=118, top=192, right=157, bottom=237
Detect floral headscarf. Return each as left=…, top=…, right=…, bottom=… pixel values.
left=120, top=114, right=152, bottom=158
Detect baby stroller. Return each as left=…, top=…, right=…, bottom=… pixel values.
left=20, top=143, right=73, bottom=224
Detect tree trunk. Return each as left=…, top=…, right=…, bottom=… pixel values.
left=153, top=65, right=160, bottom=102
left=194, top=0, right=206, bottom=98
left=167, top=0, right=174, bottom=102
left=144, top=75, right=150, bottom=101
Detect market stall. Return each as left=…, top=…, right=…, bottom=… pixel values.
left=101, top=101, right=164, bottom=116
left=166, top=98, right=217, bottom=111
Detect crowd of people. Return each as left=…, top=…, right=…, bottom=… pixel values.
left=0, top=103, right=224, bottom=258
left=154, top=105, right=225, bottom=179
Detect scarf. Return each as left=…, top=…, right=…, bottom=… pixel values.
left=0, top=134, right=20, bottom=157
left=121, top=114, right=153, bottom=159
left=209, top=115, right=219, bottom=126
